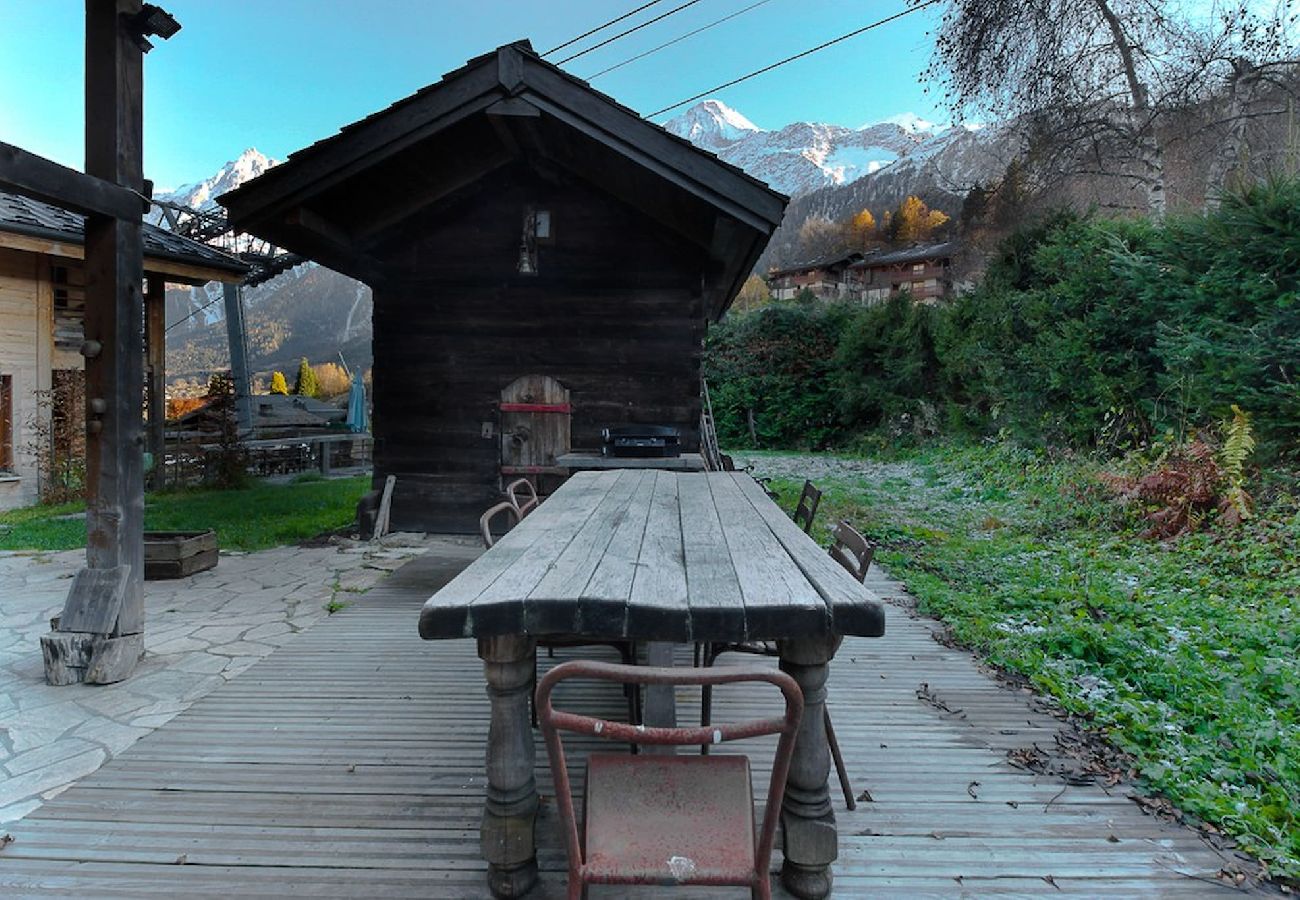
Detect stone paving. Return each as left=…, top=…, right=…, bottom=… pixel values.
left=0, top=533, right=475, bottom=824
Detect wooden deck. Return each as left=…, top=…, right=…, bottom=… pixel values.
left=0, top=550, right=1252, bottom=897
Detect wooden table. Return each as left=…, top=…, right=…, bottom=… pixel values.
left=419, top=470, right=885, bottom=899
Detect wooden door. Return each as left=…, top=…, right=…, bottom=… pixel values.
left=499, top=375, right=571, bottom=484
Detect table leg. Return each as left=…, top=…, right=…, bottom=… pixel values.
left=641, top=642, right=678, bottom=755
left=778, top=635, right=842, bottom=900
left=479, top=635, right=538, bottom=898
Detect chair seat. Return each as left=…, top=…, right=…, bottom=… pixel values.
left=583, top=752, right=756, bottom=885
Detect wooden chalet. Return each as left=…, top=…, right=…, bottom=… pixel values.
left=220, top=40, right=787, bottom=532
left=850, top=240, right=956, bottom=303
left=767, top=251, right=864, bottom=301
left=0, top=190, right=247, bottom=510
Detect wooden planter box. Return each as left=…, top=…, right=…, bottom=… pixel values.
left=144, top=530, right=218, bottom=580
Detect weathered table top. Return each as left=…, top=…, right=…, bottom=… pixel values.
left=418, top=470, right=885, bottom=643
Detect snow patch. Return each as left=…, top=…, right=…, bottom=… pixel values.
left=883, top=112, right=943, bottom=134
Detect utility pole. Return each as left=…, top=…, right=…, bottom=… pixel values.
left=223, top=282, right=255, bottom=433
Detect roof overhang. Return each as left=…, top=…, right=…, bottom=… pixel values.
left=220, top=41, right=787, bottom=319
left=0, top=226, right=247, bottom=285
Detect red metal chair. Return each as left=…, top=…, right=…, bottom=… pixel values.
left=537, top=660, right=803, bottom=899
left=505, top=477, right=539, bottom=519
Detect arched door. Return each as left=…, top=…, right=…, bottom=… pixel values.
left=498, top=374, right=571, bottom=489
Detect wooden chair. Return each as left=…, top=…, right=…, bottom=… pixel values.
left=830, top=518, right=875, bottom=584
left=479, top=501, right=640, bottom=729
left=793, top=479, right=822, bottom=533
left=505, top=477, right=539, bottom=519
left=698, top=518, right=876, bottom=811
left=537, top=660, right=803, bottom=900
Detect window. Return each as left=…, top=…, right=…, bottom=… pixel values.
left=0, top=374, right=13, bottom=473
left=912, top=262, right=925, bottom=274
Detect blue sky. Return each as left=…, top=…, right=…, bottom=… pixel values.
left=0, top=0, right=946, bottom=189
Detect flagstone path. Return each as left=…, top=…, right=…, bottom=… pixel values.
left=0, top=534, right=476, bottom=824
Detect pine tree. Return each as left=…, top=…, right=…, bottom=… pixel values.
left=269, top=371, right=289, bottom=395
left=293, top=357, right=319, bottom=398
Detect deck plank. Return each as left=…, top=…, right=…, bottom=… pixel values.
left=1, top=550, right=1253, bottom=898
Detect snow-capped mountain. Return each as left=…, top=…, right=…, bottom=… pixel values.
left=664, top=99, right=761, bottom=147
left=664, top=100, right=964, bottom=196
left=154, top=147, right=278, bottom=211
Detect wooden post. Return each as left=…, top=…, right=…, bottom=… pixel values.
left=778, top=634, right=843, bottom=900
left=145, top=274, right=165, bottom=491
left=477, top=634, right=539, bottom=899
left=42, top=0, right=146, bottom=686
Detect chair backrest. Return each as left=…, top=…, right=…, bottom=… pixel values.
left=793, top=479, right=822, bottom=533
left=536, top=660, right=803, bottom=891
left=479, top=501, right=520, bottom=549
left=505, top=477, right=539, bottom=519
left=830, top=519, right=874, bottom=583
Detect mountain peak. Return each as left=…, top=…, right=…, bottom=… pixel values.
left=663, top=99, right=761, bottom=150
left=159, top=148, right=279, bottom=210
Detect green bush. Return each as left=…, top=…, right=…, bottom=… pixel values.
left=704, top=302, right=853, bottom=449
left=1128, top=178, right=1300, bottom=442
left=939, top=214, right=1163, bottom=448
left=835, top=292, right=943, bottom=432
left=702, top=177, right=1300, bottom=453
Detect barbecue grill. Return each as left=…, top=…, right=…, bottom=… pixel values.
left=601, top=425, right=681, bottom=458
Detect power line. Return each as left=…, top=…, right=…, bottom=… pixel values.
left=557, top=0, right=705, bottom=65
left=646, top=0, right=942, bottom=118
left=542, top=0, right=667, bottom=57
left=166, top=292, right=224, bottom=334
left=588, top=0, right=775, bottom=80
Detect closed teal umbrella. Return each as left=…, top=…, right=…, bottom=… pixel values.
left=345, top=374, right=368, bottom=433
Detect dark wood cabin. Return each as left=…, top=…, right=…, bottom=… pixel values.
left=220, top=40, right=787, bottom=532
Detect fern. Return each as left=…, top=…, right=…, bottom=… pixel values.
left=1219, top=404, right=1255, bottom=521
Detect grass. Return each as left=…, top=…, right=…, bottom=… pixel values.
left=0, top=476, right=369, bottom=553
left=750, top=443, right=1300, bottom=881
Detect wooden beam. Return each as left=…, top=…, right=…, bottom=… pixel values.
left=285, top=205, right=353, bottom=248
left=353, top=153, right=514, bottom=244
left=0, top=140, right=143, bottom=222
left=0, top=230, right=244, bottom=283
left=273, top=210, right=385, bottom=283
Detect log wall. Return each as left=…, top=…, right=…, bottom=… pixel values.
left=372, top=165, right=708, bottom=532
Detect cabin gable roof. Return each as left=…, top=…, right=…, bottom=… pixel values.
left=218, top=40, right=787, bottom=318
